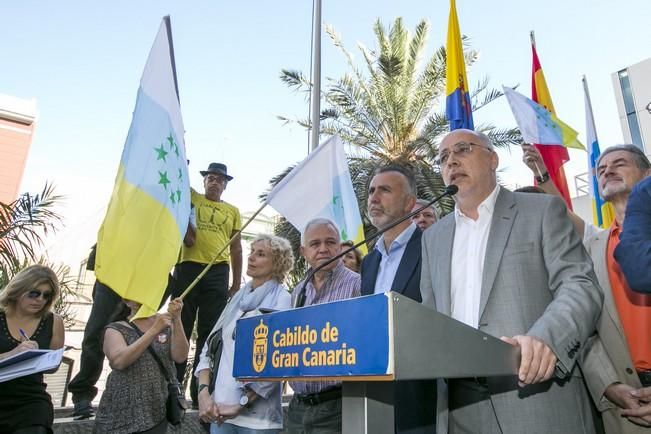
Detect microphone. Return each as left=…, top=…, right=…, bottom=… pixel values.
left=294, top=184, right=458, bottom=307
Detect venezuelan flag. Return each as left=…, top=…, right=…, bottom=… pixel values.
left=96, top=17, right=190, bottom=317
left=583, top=76, right=614, bottom=228
left=445, top=0, right=473, bottom=131
left=531, top=37, right=573, bottom=209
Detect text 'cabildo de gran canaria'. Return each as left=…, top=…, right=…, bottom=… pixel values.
left=268, top=322, right=357, bottom=368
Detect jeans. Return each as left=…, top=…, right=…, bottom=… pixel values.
left=286, top=396, right=342, bottom=434
left=68, top=280, right=121, bottom=403
left=172, top=262, right=229, bottom=404
left=210, top=423, right=279, bottom=434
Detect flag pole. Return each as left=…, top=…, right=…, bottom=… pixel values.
left=309, top=0, right=322, bottom=152
left=530, top=30, right=536, bottom=48
left=163, top=16, right=180, bottom=103
left=178, top=202, right=268, bottom=300
left=582, top=75, right=599, bottom=144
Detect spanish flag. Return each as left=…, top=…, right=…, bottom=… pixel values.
left=96, top=17, right=190, bottom=317
left=445, top=0, right=474, bottom=131
left=531, top=35, right=573, bottom=209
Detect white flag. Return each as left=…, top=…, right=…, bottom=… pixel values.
left=266, top=136, right=365, bottom=252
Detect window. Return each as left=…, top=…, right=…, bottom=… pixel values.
left=618, top=69, right=645, bottom=150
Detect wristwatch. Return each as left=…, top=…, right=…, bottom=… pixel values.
left=535, top=171, right=550, bottom=184
left=198, top=383, right=210, bottom=394
left=239, top=394, right=250, bottom=407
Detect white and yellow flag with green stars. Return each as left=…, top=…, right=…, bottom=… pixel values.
left=265, top=135, right=366, bottom=253
left=96, top=17, right=190, bottom=317
left=502, top=86, right=585, bottom=150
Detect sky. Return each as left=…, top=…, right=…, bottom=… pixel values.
left=2, top=0, right=650, bottom=267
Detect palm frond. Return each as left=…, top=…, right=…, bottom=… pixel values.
left=279, top=69, right=311, bottom=94
left=0, top=183, right=63, bottom=280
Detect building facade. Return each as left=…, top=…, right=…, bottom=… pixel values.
left=612, top=57, right=651, bottom=157
left=0, top=93, right=37, bottom=204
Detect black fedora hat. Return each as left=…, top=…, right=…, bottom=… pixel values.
left=200, top=162, right=233, bottom=180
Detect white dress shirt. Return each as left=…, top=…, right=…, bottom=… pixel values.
left=450, top=185, right=500, bottom=328
left=373, top=223, right=418, bottom=294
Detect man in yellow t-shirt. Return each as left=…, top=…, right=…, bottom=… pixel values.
left=172, top=162, right=242, bottom=408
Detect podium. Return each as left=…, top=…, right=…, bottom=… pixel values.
left=233, top=293, right=519, bottom=433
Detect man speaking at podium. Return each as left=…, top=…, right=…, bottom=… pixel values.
left=420, top=129, right=603, bottom=433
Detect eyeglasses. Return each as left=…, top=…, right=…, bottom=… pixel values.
left=205, top=175, right=227, bottom=184
left=25, top=289, right=53, bottom=301
left=436, top=141, right=493, bottom=166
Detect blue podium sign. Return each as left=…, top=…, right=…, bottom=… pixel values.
left=233, top=293, right=392, bottom=380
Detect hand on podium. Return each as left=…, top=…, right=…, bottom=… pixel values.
left=501, top=335, right=557, bottom=387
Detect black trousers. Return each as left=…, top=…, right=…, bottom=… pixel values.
left=171, top=261, right=229, bottom=405
left=395, top=379, right=437, bottom=434
left=68, top=280, right=122, bottom=403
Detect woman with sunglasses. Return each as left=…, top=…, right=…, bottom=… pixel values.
left=196, top=234, right=294, bottom=434
left=0, top=265, right=64, bottom=434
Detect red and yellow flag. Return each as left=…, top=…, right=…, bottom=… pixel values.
left=531, top=39, right=573, bottom=210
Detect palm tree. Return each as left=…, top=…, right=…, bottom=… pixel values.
left=0, top=183, right=63, bottom=286
left=272, top=18, right=520, bottom=282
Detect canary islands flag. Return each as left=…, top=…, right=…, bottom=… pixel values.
left=583, top=76, right=614, bottom=228
left=503, top=86, right=584, bottom=150
left=265, top=136, right=366, bottom=253
left=96, top=17, right=190, bottom=317
left=445, top=0, right=473, bottom=130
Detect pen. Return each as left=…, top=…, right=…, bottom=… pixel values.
left=18, top=329, right=29, bottom=341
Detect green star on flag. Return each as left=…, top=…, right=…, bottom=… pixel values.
left=154, top=144, right=168, bottom=162
left=158, top=170, right=171, bottom=189
left=167, top=134, right=179, bottom=157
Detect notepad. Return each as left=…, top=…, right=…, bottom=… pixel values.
left=0, top=348, right=64, bottom=383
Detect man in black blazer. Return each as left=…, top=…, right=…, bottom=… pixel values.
left=361, top=165, right=436, bottom=433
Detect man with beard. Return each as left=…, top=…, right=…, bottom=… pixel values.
left=361, top=165, right=437, bottom=433
left=579, top=145, right=651, bottom=433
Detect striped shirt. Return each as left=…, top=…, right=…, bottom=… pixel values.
left=289, top=261, right=361, bottom=395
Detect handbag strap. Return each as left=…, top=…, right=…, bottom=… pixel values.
left=128, top=321, right=173, bottom=383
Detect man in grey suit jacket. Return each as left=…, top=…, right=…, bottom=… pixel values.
left=420, top=129, right=603, bottom=433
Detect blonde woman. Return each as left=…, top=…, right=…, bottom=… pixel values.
left=0, top=265, right=65, bottom=434
left=196, top=234, right=294, bottom=434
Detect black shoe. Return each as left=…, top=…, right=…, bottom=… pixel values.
left=73, top=400, right=95, bottom=420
